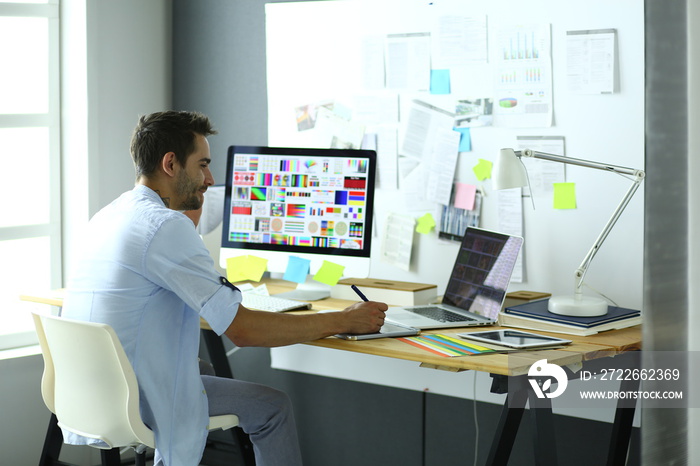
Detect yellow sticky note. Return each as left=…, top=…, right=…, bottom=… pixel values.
left=245, top=255, right=269, bottom=281
left=226, top=255, right=268, bottom=282
left=472, top=158, right=493, bottom=181
left=415, top=213, right=435, bottom=234
left=226, top=256, right=249, bottom=282
left=313, top=260, right=345, bottom=286
left=553, top=183, right=577, bottom=209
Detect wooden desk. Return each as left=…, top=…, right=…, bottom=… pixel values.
left=240, top=280, right=641, bottom=375
left=249, top=280, right=642, bottom=466
left=22, top=284, right=641, bottom=466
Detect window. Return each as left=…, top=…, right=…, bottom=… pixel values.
left=0, top=0, right=60, bottom=350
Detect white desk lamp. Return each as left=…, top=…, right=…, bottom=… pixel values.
left=493, top=148, right=645, bottom=317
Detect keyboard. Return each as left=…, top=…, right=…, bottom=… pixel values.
left=241, top=293, right=312, bottom=312
left=407, top=306, right=476, bottom=323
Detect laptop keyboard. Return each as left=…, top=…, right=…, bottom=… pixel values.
left=408, top=306, right=476, bottom=323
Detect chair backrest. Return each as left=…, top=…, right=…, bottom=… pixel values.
left=32, top=312, right=155, bottom=449
left=32, top=312, right=56, bottom=414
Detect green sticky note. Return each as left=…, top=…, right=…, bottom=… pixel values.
left=226, top=255, right=268, bottom=282
left=283, top=255, right=310, bottom=284
left=430, top=69, right=451, bottom=94
left=472, top=158, right=493, bottom=181
left=313, top=260, right=345, bottom=286
left=553, top=183, right=577, bottom=209
left=415, top=213, right=436, bottom=234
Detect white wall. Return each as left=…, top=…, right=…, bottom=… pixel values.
left=0, top=1, right=172, bottom=464
left=63, top=0, right=173, bottom=275
left=266, top=0, right=645, bottom=312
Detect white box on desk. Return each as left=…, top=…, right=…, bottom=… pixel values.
left=331, top=278, right=437, bottom=306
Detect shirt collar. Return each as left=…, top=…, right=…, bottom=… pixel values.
left=134, top=184, right=167, bottom=208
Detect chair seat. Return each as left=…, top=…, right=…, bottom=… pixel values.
left=208, top=414, right=240, bottom=431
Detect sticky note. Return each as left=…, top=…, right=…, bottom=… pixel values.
left=472, top=158, right=493, bottom=181
left=430, top=69, right=451, bottom=94
left=226, top=257, right=248, bottom=283
left=313, top=260, right=345, bottom=286
left=454, top=183, right=477, bottom=210
left=553, top=183, right=577, bottom=209
left=226, top=255, right=268, bottom=282
left=283, top=256, right=311, bottom=284
left=453, top=127, right=471, bottom=152
left=415, top=213, right=436, bottom=234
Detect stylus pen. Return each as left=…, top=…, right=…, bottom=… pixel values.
left=351, top=284, right=369, bottom=302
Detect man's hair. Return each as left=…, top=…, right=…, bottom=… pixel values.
left=130, top=111, right=217, bottom=179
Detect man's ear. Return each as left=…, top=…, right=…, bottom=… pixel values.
left=161, top=152, right=178, bottom=177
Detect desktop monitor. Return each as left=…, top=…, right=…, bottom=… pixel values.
left=220, top=145, right=376, bottom=300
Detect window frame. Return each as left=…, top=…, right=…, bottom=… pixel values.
left=0, top=0, right=61, bottom=350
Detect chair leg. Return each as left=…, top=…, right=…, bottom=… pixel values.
left=134, top=450, right=148, bottom=466
left=100, top=447, right=121, bottom=466
left=39, top=414, right=63, bottom=466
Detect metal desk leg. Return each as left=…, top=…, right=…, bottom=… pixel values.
left=202, top=329, right=234, bottom=379
left=486, top=375, right=558, bottom=466
left=528, top=388, right=558, bottom=466
left=486, top=376, right=528, bottom=466
left=607, top=376, right=639, bottom=466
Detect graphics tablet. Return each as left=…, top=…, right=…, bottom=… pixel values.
left=335, top=319, right=420, bottom=340
left=457, top=329, right=572, bottom=349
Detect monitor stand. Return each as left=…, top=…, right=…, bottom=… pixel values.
left=275, top=276, right=331, bottom=302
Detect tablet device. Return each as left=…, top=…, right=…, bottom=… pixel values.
left=457, top=329, right=572, bottom=349
left=335, top=319, right=420, bottom=340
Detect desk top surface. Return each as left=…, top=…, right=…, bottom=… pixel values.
left=20, top=279, right=641, bottom=376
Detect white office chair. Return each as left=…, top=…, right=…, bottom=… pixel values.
left=32, top=311, right=240, bottom=466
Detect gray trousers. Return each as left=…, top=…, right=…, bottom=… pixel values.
left=199, top=362, right=303, bottom=466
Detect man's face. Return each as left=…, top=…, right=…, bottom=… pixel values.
left=174, top=134, right=214, bottom=211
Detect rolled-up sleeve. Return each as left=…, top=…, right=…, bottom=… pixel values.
left=200, top=284, right=240, bottom=335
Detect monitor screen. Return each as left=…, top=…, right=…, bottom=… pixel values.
left=220, top=145, right=376, bottom=296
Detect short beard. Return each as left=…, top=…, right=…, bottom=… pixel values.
left=175, top=170, right=203, bottom=211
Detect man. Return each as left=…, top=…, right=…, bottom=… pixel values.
left=62, top=111, right=388, bottom=466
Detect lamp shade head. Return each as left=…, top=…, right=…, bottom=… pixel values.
left=492, top=148, right=528, bottom=190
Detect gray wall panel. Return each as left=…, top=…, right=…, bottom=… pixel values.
left=643, top=0, right=689, bottom=464
left=173, top=0, right=299, bottom=180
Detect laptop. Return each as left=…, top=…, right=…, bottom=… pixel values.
left=385, top=227, right=523, bottom=330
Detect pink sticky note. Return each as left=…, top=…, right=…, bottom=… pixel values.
left=454, top=183, right=477, bottom=210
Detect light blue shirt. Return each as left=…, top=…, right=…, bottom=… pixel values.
left=62, top=185, right=240, bottom=466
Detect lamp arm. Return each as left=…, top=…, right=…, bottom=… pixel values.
left=573, top=172, right=644, bottom=296
left=519, top=149, right=640, bottom=177
left=517, top=149, right=645, bottom=299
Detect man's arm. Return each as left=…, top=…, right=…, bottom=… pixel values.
left=224, top=300, right=388, bottom=347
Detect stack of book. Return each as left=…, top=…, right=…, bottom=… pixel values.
left=499, top=299, right=641, bottom=336
left=331, top=278, right=437, bottom=306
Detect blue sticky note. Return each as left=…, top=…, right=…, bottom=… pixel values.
left=453, top=127, right=471, bottom=152
left=430, top=69, right=451, bottom=95
left=283, top=256, right=311, bottom=284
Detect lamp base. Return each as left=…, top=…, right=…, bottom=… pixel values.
left=548, top=295, right=608, bottom=317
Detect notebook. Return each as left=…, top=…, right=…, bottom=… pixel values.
left=385, top=227, right=523, bottom=330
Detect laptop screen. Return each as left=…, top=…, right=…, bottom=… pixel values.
left=442, top=228, right=523, bottom=320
